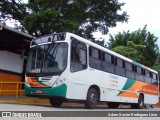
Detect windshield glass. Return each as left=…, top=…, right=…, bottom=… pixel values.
left=26, top=43, right=68, bottom=74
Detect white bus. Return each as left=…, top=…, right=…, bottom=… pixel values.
left=25, top=32, right=159, bottom=109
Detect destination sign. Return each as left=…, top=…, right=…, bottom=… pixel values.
left=31, top=33, right=66, bottom=45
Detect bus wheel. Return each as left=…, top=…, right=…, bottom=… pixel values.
left=131, top=94, right=144, bottom=109
left=107, top=102, right=119, bottom=108
left=137, top=94, right=144, bottom=109
left=85, top=88, right=98, bottom=109
left=49, top=97, right=63, bottom=107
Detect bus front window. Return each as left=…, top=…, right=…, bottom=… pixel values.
left=27, top=43, right=68, bottom=75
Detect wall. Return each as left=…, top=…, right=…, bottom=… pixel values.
left=0, top=50, right=24, bottom=95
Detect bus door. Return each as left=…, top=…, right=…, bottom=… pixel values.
left=70, top=38, right=88, bottom=100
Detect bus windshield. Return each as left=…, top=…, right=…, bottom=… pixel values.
left=26, top=42, right=68, bottom=75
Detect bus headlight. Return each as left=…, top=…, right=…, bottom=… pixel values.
left=54, top=78, right=66, bottom=86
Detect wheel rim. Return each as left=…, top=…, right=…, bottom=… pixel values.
left=90, top=92, right=97, bottom=104
left=139, top=96, right=144, bottom=108
left=140, top=99, right=143, bottom=107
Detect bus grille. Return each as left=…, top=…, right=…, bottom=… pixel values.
left=41, top=76, right=52, bottom=81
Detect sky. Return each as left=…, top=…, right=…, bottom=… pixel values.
left=93, top=0, right=160, bottom=47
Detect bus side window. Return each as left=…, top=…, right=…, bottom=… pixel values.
left=89, top=47, right=102, bottom=70
left=70, top=38, right=87, bottom=72
left=102, top=53, right=114, bottom=73
left=125, top=62, right=135, bottom=79
left=144, top=70, right=151, bottom=83
left=152, top=73, right=158, bottom=86
left=115, top=58, right=125, bottom=77
left=135, top=66, right=144, bottom=81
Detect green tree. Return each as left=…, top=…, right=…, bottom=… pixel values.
left=112, top=41, right=144, bottom=63
left=153, top=52, right=160, bottom=71
left=0, top=0, right=128, bottom=38
left=108, top=25, right=159, bottom=67
left=108, top=31, right=130, bottom=49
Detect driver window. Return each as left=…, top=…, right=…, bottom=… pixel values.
left=71, top=37, right=87, bottom=72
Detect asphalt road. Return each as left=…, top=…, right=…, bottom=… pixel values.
left=0, top=103, right=160, bottom=120
left=0, top=103, right=160, bottom=111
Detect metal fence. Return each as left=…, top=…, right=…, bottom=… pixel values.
left=0, top=82, right=24, bottom=99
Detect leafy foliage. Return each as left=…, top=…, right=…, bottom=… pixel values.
left=0, top=0, right=128, bottom=38
left=108, top=25, right=159, bottom=68
left=112, top=41, right=144, bottom=62
left=153, top=53, right=160, bottom=71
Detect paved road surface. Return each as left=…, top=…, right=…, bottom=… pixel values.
left=0, top=103, right=159, bottom=111
left=0, top=103, right=159, bottom=120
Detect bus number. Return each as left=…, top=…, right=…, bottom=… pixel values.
left=109, top=74, right=119, bottom=80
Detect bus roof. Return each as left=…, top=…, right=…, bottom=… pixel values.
left=66, top=32, right=158, bottom=74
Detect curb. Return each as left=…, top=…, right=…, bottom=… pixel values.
left=0, top=98, right=84, bottom=107
left=0, top=98, right=50, bottom=106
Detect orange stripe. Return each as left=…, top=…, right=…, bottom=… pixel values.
left=142, top=65, right=149, bottom=70
left=28, top=77, right=47, bottom=88
left=118, top=81, right=158, bottom=98
left=118, top=91, right=138, bottom=98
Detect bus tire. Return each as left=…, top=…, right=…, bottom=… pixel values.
left=131, top=94, right=144, bottom=109
left=107, top=102, right=119, bottom=108
left=137, top=94, right=144, bottom=109
left=49, top=97, right=63, bottom=107
left=85, top=88, right=98, bottom=109
left=150, top=105, right=154, bottom=108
